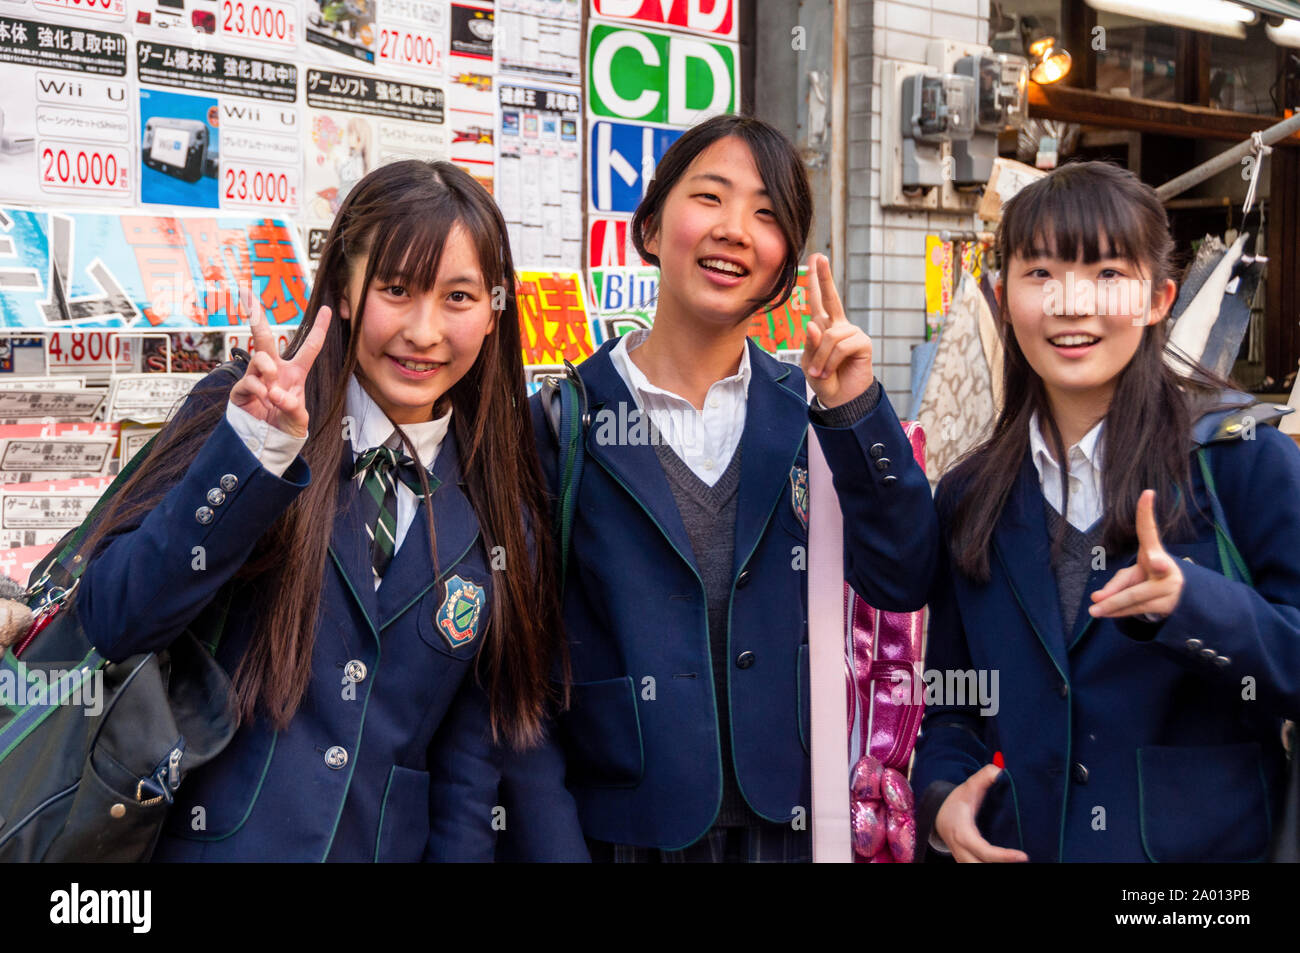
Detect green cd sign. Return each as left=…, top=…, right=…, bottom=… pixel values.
left=587, top=22, right=737, bottom=127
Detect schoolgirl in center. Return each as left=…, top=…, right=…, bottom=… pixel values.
left=912, top=161, right=1300, bottom=862
left=528, top=115, right=939, bottom=861
left=73, top=160, right=587, bottom=861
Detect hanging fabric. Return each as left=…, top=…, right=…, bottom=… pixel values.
left=915, top=272, right=996, bottom=486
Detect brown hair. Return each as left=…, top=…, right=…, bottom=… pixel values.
left=948, top=160, right=1230, bottom=582
left=630, top=113, right=812, bottom=313
left=79, top=160, right=565, bottom=748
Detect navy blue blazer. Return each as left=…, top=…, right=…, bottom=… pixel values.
left=913, top=414, right=1300, bottom=862
left=528, top=339, right=939, bottom=850
left=78, top=368, right=587, bottom=862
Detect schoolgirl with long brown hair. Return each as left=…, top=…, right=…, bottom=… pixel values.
left=72, top=159, right=586, bottom=861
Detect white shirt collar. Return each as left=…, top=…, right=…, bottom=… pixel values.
left=610, top=328, right=752, bottom=404
left=345, top=374, right=451, bottom=472
left=1028, top=409, right=1104, bottom=480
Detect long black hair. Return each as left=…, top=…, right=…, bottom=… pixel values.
left=948, top=160, right=1231, bottom=582
left=80, top=161, right=566, bottom=747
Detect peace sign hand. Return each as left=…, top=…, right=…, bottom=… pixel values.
left=801, top=254, right=875, bottom=409
left=229, top=305, right=332, bottom=439
left=1088, top=489, right=1185, bottom=619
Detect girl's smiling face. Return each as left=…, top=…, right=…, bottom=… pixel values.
left=1001, top=243, right=1176, bottom=408
left=642, top=135, right=788, bottom=326
left=340, top=221, right=496, bottom=424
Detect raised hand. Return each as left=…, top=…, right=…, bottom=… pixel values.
left=229, top=305, right=332, bottom=439
left=801, top=253, right=875, bottom=409
left=1088, top=489, right=1185, bottom=619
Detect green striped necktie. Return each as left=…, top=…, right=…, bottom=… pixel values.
left=352, top=446, right=434, bottom=581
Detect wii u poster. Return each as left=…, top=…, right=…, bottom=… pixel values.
left=138, top=88, right=220, bottom=208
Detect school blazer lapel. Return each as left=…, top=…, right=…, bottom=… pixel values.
left=580, top=344, right=699, bottom=574
left=733, top=344, right=808, bottom=579
left=376, top=427, right=480, bottom=630
left=990, top=455, right=1069, bottom=677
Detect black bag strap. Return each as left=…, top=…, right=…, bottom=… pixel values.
left=540, top=360, right=588, bottom=590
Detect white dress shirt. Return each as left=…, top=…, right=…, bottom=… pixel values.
left=609, top=329, right=750, bottom=487
left=1028, top=410, right=1105, bottom=532
left=226, top=374, right=451, bottom=588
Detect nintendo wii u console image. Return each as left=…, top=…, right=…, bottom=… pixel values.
left=142, top=117, right=213, bottom=182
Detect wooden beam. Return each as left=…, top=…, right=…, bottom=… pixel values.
left=1027, top=83, right=1300, bottom=145
left=1266, top=145, right=1300, bottom=385
left=1060, top=0, right=1097, bottom=91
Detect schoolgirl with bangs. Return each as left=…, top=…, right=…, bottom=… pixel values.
left=69, top=160, right=587, bottom=861
left=912, top=160, right=1300, bottom=862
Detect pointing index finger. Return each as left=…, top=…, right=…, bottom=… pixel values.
left=1136, top=489, right=1162, bottom=553
left=816, top=254, right=846, bottom=324
left=805, top=254, right=829, bottom=331
left=291, top=305, right=332, bottom=372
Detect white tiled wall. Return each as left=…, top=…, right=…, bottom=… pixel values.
left=847, top=0, right=990, bottom=413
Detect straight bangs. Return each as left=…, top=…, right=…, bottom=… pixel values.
left=1000, top=162, right=1159, bottom=277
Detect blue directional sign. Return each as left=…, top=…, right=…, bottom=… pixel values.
left=588, top=120, right=683, bottom=214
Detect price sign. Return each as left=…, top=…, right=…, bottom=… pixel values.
left=378, top=25, right=445, bottom=76
left=46, top=333, right=135, bottom=371
left=33, top=0, right=126, bottom=21
left=226, top=330, right=292, bottom=358
left=219, top=0, right=299, bottom=50
left=39, top=143, right=131, bottom=196
left=221, top=162, right=300, bottom=211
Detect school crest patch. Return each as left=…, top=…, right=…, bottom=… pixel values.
left=789, top=465, right=809, bottom=531
left=437, top=575, right=485, bottom=649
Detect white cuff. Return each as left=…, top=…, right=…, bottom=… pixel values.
left=225, top=400, right=307, bottom=478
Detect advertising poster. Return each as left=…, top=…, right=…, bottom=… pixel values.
left=586, top=213, right=639, bottom=268
left=516, top=267, right=590, bottom=386
left=0, top=207, right=309, bottom=329
left=0, top=16, right=132, bottom=206
left=136, top=40, right=302, bottom=215
left=303, top=65, right=447, bottom=226
left=589, top=0, right=736, bottom=39
left=496, top=0, right=579, bottom=84
left=305, top=0, right=447, bottom=79
left=586, top=19, right=737, bottom=127
left=497, top=80, right=579, bottom=268
left=445, top=0, right=492, bottom=190
left=587, top=117, right=679, bottom=214
left=586, top=263, right=654, bottom=345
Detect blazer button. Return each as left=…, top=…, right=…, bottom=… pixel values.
left=1198, top=647, right=1217, bottom=661
left=1058, top=681, right=1068, bottom=698
left=1185, top=638, right=1203, bottom=652
left=1214, top=655, right=1231, bottom=668
left=736, top=650, right=755, bottom=669
left=324, top=746, right=348, bottom=769
left=206, top=487, right=226, bottom=506
left=220, top=473, right=239, bottom=492
left=195, top=506, right=214, bottom=525
left=869, top=443, right=886, bottom=459
left=1072, top=762, right=1089, bottom=784
left=736, top=569, right=752, bottom=588
left=874, top=457, right=891, bottom=472
left=882, top=475, right=898, bottom=487
left=344, top=659, right=367, bottom=682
